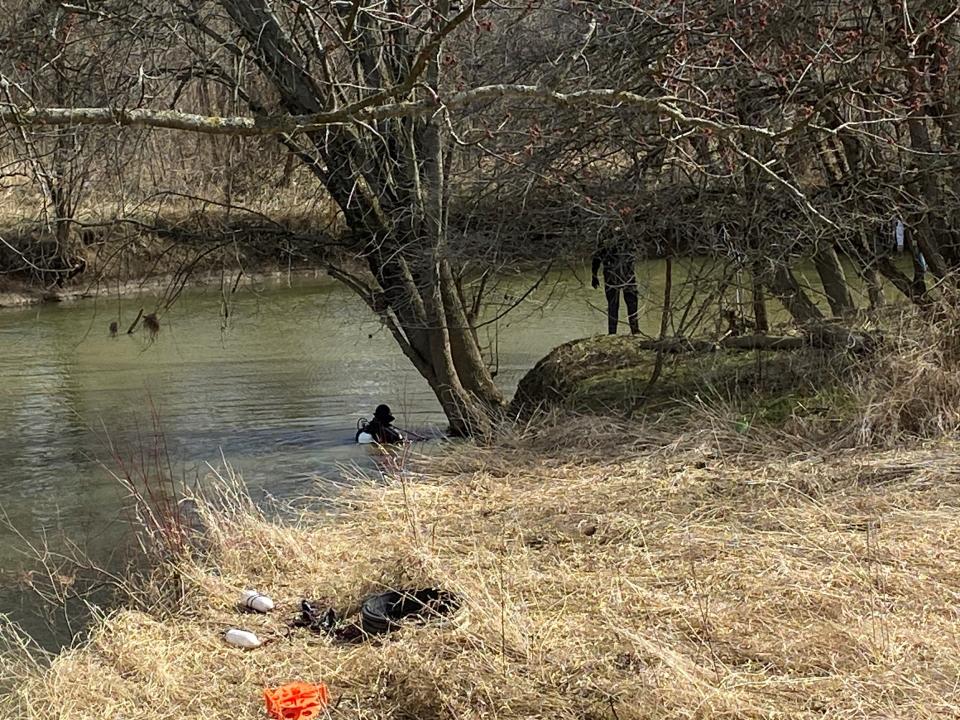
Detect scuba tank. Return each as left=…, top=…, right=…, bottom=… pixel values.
left=356, top=417, right=374, bottom=444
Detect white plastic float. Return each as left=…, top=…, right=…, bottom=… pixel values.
left=240, top=589, right=275, bottom=613
left=224, top=628, right=262, bottom=648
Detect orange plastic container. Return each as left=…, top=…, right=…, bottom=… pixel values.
left=263, top=682, right=331, bottom=720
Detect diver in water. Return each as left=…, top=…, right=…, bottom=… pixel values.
left=592, top=233, right=640, bottom=335
left=356, top=404, right=404, bottom=444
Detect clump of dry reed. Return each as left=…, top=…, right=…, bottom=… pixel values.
left=664, top=289, right=960, bottom=453
left=3, top=424, right=960, bottom=719
left=852, top=288, right=960, bottom=445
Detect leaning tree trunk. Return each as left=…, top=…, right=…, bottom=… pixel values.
left=750, top=270, right=770, bottom=333
left=440, top=259, right=505, bottom=407
left=769, top=263, right=825, bottom=324
left=819, top=103, right=888, bottom=311
left=414, top=72, right=500, bottom=435
left=813, top=243, right=855, bottom=317
left=906, top=114, right=950, bottom=279
left=903, top=38, right=950, bottom=278
left=216, top=0, right=504, bottom=435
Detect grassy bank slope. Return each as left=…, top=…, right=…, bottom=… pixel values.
left=510, top=334, right=855, bottom=425
left=3, top=419, right=959, bottom=719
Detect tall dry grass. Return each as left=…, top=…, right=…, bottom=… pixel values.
left=851, top=289, right=960, bottom=445
left=3, top=418, right=960, bottom=719
left=647, top=290, right=960, bottom=453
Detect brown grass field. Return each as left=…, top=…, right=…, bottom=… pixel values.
left=2, top=408, right=959, bottom=719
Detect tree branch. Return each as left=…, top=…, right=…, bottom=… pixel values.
left=0, top=86, right=782, bottom=138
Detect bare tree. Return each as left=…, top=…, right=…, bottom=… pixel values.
left=2, top=0, right=960, bottom=431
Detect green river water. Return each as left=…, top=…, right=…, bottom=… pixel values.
left=0, top=259, right=874, bottom=650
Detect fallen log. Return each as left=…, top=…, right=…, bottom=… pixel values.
left=628, top=327, right=879, bottom=355
left=720, top=334, right=807, bottom=351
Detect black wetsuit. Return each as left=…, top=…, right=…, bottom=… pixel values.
left=356, top=418, right=403, bottom=444
left=592, top=243, right=640, bottom=335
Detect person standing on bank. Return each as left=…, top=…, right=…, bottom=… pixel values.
left=592, top=232, right=640, bottom=335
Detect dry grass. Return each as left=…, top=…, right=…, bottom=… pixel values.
left=3, top=419, right=960, bottom=719
left=852, top=291, right=960, bottom=445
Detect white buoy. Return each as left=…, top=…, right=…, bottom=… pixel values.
left=240, top=589, right=275, bottom=613
left=224, top=628, right=262, bottom=648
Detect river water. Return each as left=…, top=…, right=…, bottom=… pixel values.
left=0, top=258, right=872, bottom=650
left=0, top=265, right=620, bottom=649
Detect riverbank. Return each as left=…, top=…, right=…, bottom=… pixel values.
left=0, top=267, right=332, bottom=309
left=0, top=192, right=341, bottom=309
left=0, top=192, right=595, bottom=312
left=3, top=411, right=959, bottom=718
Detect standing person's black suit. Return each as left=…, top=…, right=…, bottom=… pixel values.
left=592, top=241, right=640, bottom=335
